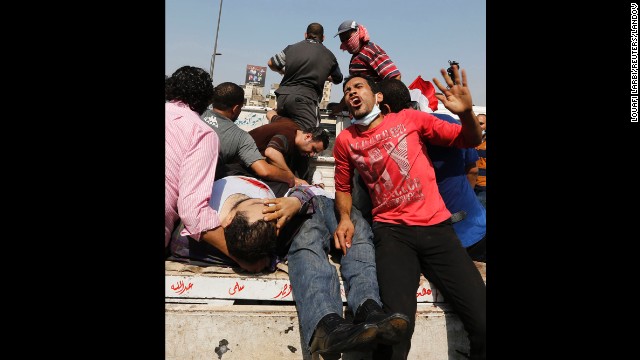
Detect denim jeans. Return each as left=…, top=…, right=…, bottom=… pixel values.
left=287, top=195, right=381, bottom=348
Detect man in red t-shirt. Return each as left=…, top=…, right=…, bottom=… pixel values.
left=332, top=67, right=486, bottom=360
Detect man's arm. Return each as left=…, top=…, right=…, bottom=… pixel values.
left=178, top=130, right=221, bottom=241
left=200, top=227, right=230, bottom=257
left=456, top=111, right=482, bottom=147
left=264, top=146, right=294, bottom=173
left=334, top=191, right=355, bottom=255
left=332, top=132, right=358, bottom=254
left=263, top=148, right=308, bottom=185
left=328, top=63, right=343, bottom=84
left=250, top=159, right=296, bottom=187
left=268, top=53, right=285, bottom=75
left=235, top=130, right=296, bottom=187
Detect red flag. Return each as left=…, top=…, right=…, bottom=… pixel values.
left=408, top=76, right=439, bottom=111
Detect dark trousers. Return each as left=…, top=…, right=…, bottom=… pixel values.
left=466, top=235, right=486, bottom=262
left=372, top=220, right=486, bottom=360
left=276, top=93, right=320, bottom=131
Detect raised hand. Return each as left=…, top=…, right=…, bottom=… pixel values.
left=432, top=65, right=474, bottom=115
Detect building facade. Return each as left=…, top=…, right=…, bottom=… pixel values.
left=242, top=81, right=332, bottom=109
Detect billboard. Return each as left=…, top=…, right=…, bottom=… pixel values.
left=245, top=65, right=267, bottom=86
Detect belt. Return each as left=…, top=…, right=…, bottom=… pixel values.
left=450, top=210, right=467, bottom=224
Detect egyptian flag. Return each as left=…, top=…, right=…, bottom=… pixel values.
left=408, top=76, right=439, bottom=112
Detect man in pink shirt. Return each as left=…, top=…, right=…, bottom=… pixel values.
left=165, top=66, right=268, bottom=273
left=332, top=68, right=486, bottom=359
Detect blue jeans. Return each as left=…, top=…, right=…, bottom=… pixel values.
left=287, top=195, right=381, bottom=348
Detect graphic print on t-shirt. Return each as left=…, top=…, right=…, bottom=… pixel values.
left=242, top=176, right=272, bottom=192
left=383, top=134, right=410, bottom=178
left=367, top=147, right=393, bottom=194
left=348, top=123, right=424, bottom=211
left=202, top=114, right=219, bottom=128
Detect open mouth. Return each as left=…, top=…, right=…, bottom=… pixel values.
left=348, top=96, right=362, bottom=108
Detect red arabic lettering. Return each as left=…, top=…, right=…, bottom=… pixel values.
left=228, top=282, right=245, bottom=295
left=273, top=283, right=293, bottom=299
left=171, top=280, right=194, bottom=295
left=416, top=288, right=432, bottom=298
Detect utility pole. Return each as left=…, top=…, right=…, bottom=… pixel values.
left=209, top=0, right=223, bottom=80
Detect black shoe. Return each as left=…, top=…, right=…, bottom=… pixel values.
left=310, top=313, right=378, bottom=355
left=354, top=299, right=410, bottom=345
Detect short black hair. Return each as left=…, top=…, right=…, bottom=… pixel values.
left=165, top=66, right=214, bottom=115
left=212, top=82, right=245, bottom=110
left=224, top=211, right=277, bottom=263
left=342, top=75, right=379, bottom=94
left=306, top=23, right=324, bottom=41
left=303, top=127, right=330, bottom=150
left=378, top=78, right=412, bottom=113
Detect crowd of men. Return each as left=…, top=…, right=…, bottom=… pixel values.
left=165, top=20, right=486, bottom=360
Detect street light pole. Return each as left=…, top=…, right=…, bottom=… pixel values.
left=210, top=0, right=224, bottom=80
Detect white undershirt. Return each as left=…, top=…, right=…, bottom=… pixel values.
left=210, top=176, right=276, bottom=211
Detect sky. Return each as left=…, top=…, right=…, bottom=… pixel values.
left=166, top=0, right=486, bottom=106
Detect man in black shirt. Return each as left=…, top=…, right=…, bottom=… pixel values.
left=268, top=23, right=343, bottom=182
left=268, top=22, right=343, bottom=131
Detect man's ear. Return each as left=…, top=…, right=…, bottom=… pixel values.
left=232, top=104, right=243, bottom=119
left=376, top=92, right=384, bottom=104
left=381, top=103, right=391, bottom=115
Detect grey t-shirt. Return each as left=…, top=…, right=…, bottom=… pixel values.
left=201, top=110, right=265, bottom=178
